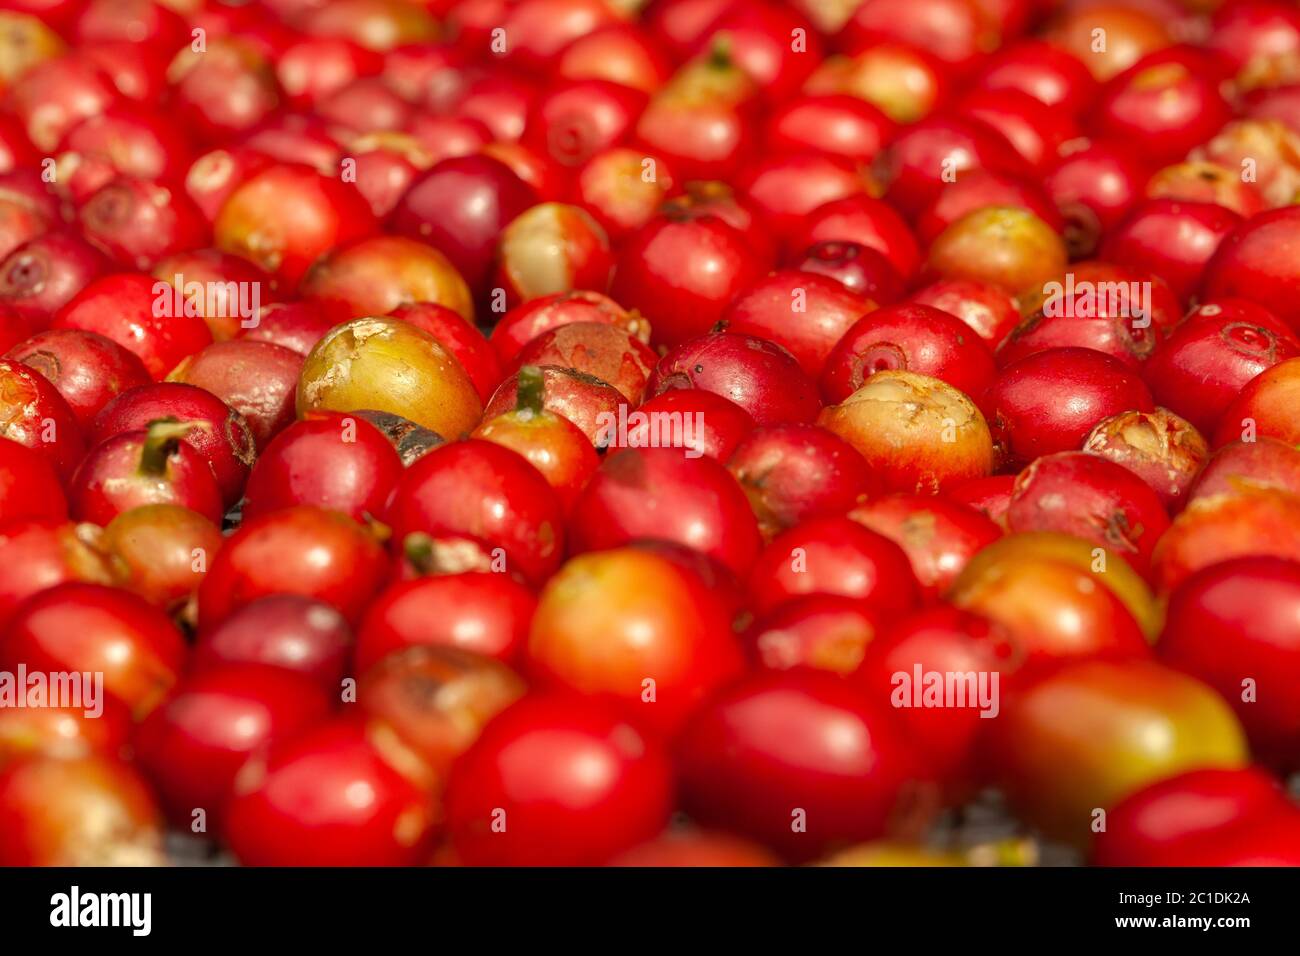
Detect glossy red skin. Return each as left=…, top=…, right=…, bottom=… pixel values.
left=521, top=78, right=646, bottom=170
left=1153, top=487, right=1300, bottom=593
left=1188, top=438, right=1300, bottom=505
left=745, top=516, right=920, bottom=619
left=1161, top=557, right=1300, bottom=767
left=486, top=0, right=622, bottom=72
left=847, top=0, right=997, bottom=66
left=853, top=606, right=1018, bottom=786
left=184, top=147, right=272, bottom=225
left=618, top=389, right=754, bottom=463
left=744, top=594, right=882, bottom=676
left=9, top=55, right=118, bottom=153
left=850, top=495, right=1003, bottom=598
left=983, top=348, right=1155, bottom=469
left=1201, top=207, right=1300, bottom=332
left=642, top=0, right=733, bottom=57
left=1043, top=140, right=1151, bottom=257
left=1007, top=452, right=1171, bottom=579
left=0, top=232, right=110, bottom=326
left=0, top=194, right=50, bottom=266
left=275, top=37, right=384, bottom=108
left=721, top=271, right=872, bottom=377
left=1142, top=301, right=1300, bottom=435
left=1024, top=260, right=1190, bottom=338
left=198, top=506, right=389, bottom=629
left=481, top=141, right=567, bottom=201
left=573, top=145, right=677, bottom=242
left=972, top=40, right=1099, bottom=115
left=348, top=142, right=421, bottom=220
left=1214, top=356, right=1300, bottom=448
left=1206, top=0, right=1300, bottom=71
left=149, top=248, right=275, bottom=343
left=0, top=311, right=31, bottom=354
left=356, top=573, right=536, bottom=674
left=569, top=447, right=763, bottom=579
left=0, top=438, right=66, bottom=522
left=1244, top=82, right=1300, bottom=133
left=1093, top=767, right=1300, bottom=866
left=996, top=307, right=1158, bottom=371
left=315, top=78, right=413, bottom=133
left=793, top=241, right=904, bottom=305
left=646, top=332, right=821, bottom=427
left=1091, top=52, right=1233, bottom=166
left=763, top=94, right=894, bottom=162
left=54, top=107, right=193, bottom=204
left=190, top=595, right=351, bottom=692
left=690, top=1, right=821, bottom=101
left=677, top=669, right=925, bottom=861
left=0, top=690, right=132, bottom=765
left=510, top=322, right=656, bottom=405
left=240, top=299, right=348, bottom=356
left=445, top=695, right=672, bottom=866
left=74, top=0, right=188, bottom=48
left=225, top=718, right=436, bottom=867
left=170, top=39, right=279, bottom=143
left=404, top=114, right=493, bottom=166
left=527, top=546, right=744, bottom=736
left=739, top=153, right=868, bottom=255
left=821, top=303, right=997, bottom=404
left=5, top=329, right=149, bottom=431
left=954, top=88, right=1082, bottom=176
left=0, top=358, right=84, bottom=481
left=53, top=273, right=214, bottom=380
left=69, top=428, right=224, bottom=526
left=726, top=424, right=879, bottom=536
left=391, top=155, right=536, bottom=297
left=241, top=115, right=346, bottom=176
left=633, top=90, right=755, bottom=185
left=134, top=665, right=332, bottom=830
left=0, top=117, right=38, bottom=174
left=942, top=474, right=1016, bottom=525
left=1083, top=408, right=1209, bottom=512
left=0, top=169, right=57, bottom=218
left=242, top=411, right=403, bottom=523
left=214, top=164, right=378, bottom=287
left=555, top=21, right=670, bottom=93
left=489, top=290, right=644, bottom=367
left=660, top=181, right=777, bottom=265
left=910, top=279, right=1021, bottom=347
left=0, top=520, right=116, bottom=627
left=92, top=382, right=255, bottom=507
left=448, top=73, right=535, bottom=142
left=611, top=214, right=766, bottom=348
left=875, top=116, right=1031, bottom=218
left=166, top=339, right=302, bottom=452
left=483, top=365, right=624, bottom=447
left=386, top=440, right=565, bottom=587
left=0, top=582, right=185, bottom=717
left=79, top=39, right=169, bottom=105
left=789, top=194, right=921, bottom=282
left=77, top=178, right=208, bottom=273
left=915, top=168, right=1063, bottom=247
left=1102, top=200, right=1242, bottom=304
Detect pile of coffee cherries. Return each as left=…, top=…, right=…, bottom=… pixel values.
left=1, top=0, right=1300, bottom=867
